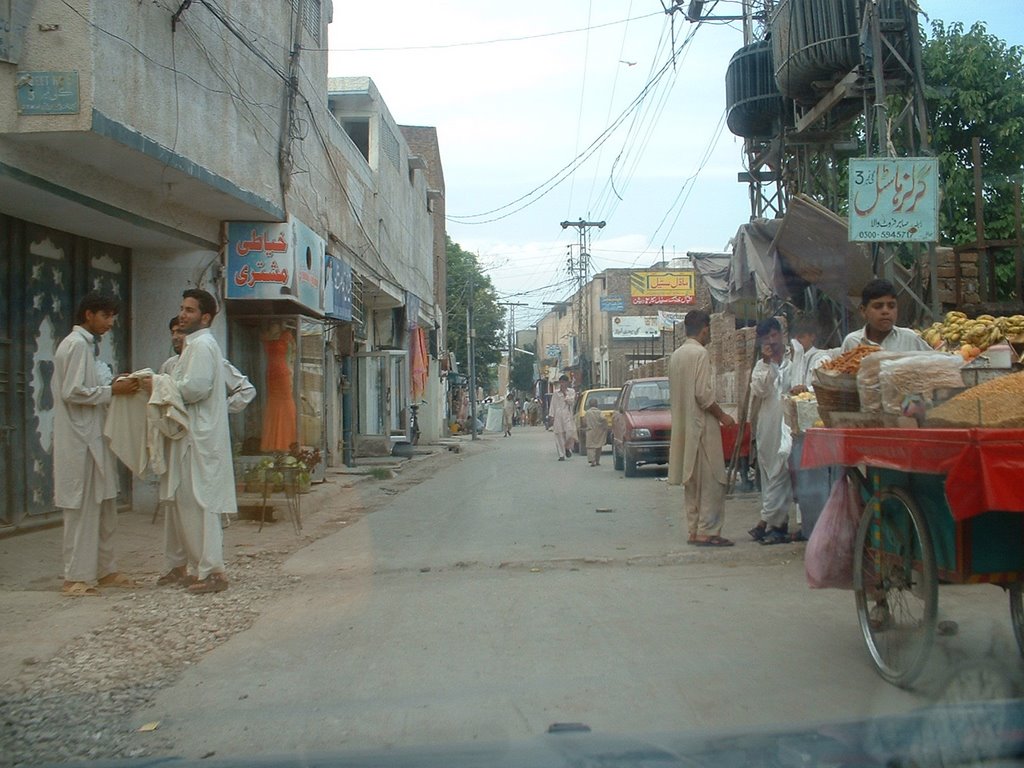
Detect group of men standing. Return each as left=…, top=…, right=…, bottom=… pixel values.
left=53, top=288, right=246, bottom=597
left=667, top=278, right=928, bottom=548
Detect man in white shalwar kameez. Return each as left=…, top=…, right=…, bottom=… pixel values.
left=156, top=315, right=254, bottom=587
left=52, top=292, right=140, bottom=596
left=145, top=289, right=236, bottom=594
left=667, top=311, right=736, bottom=547
left=749, top=318, right=794, bottom=545
left=550, top=375, right=577, bottom=460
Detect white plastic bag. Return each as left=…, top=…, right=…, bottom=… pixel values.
left=804, top=474, right=864, bottom=590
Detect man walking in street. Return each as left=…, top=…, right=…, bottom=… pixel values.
left=145, top=289, right=236, bottom=594
left=550, top=375, right=577, bottom=460
left=668, top=311, right=736, bottom=546
left=53, top=291, right=140, bottom=596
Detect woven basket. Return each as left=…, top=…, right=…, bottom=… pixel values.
left=814, top=371, right=860, bottom=427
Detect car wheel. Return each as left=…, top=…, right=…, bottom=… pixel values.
left=613, top=442, right=624, bottom=471
left=623, top=448, right=638, bottom=477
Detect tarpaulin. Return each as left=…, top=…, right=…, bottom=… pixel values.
left=801, top=427, right=1024, bottom=521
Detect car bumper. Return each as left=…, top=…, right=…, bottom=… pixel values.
left=625, top=441, right=670, bottom=464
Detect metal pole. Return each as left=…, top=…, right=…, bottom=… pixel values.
left=468, top=269, right=477, bottom=440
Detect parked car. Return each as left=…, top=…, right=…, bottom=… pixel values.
left=574, top=386, right=621, bottom=447
left=611, top=377, right=672, bottom=477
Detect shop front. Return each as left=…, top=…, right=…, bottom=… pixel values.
left=223, top=217, right=326, bottom=484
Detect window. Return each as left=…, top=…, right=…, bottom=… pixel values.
left=292, top=0, right=321, bottom=45
left=342, top=119, right=369, bottom=163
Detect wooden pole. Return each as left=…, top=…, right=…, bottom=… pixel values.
left=1015, top=181, right=1023, bottom=304
left=973, top=138, right=987, bottom=301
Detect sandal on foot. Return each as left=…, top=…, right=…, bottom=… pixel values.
left=748, top=524, right=767, bottom=542
left=156, top=567, right=188, bottom=587
left=187, top=574, right=229, bottom=594
left=760, top=527, right=790, bottom=545
left=97, top=572, right=141, bottom=588
left=62, top=581, right=101, bottom=597
left=693, top=535, right=734, bottom=547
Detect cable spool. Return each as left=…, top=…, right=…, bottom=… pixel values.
left=725, top=40, right=783, bottom=139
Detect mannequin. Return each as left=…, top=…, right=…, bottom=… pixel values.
left=260, top=320, right=297, bottom=451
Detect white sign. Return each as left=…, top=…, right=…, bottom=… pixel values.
left=848, top=157, right=939, bottom=242
left=545, top=344, right=561, bottom=357
left=611, top=315, right=660, bottom=339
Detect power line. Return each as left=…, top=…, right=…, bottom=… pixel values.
left=305, top=11, right=662, bottom=53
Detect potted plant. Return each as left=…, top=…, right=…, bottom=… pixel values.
left=276, top=445, right=321, bottom=493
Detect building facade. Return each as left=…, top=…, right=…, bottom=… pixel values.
left=0, top=1, right=442, bottom=529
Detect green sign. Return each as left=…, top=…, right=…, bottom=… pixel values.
left=17, top=71, right=79, bottom=115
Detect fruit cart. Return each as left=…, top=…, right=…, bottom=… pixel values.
left=801, top=427, right=1024, bottom=688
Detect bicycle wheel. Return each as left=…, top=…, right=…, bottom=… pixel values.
left=1010, top=582, right=1024, bottom=658
left=853, top=485, right=938, bottom=688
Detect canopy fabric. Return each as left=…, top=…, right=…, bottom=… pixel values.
left=690, top=251, right=732, bottom=304
left=727, top=218, right=783, bottom=304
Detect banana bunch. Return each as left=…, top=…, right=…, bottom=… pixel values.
left=995, top=314, right=1024, bottom=342
left=922, top=311, right=1008, bottom=351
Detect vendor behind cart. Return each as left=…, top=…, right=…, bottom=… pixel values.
left=840, top=278, right=932, bottom=353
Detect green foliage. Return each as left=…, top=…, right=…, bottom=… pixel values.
left=510, top=342, right=536, bottom=392
left=921, top=20, right=1024, bottom=297
left=445, top=236, right=505, bottom=390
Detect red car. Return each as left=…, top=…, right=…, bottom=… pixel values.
left=611, top=377, right=672, bottom=477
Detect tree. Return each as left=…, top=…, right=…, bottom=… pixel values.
left=510, top=341, right=536, bottom=393
left=445, top=236, right=505, bottom=391
left=922, top=20, right=1024, bottom=296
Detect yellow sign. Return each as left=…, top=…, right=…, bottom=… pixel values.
left=629, top=271, right=696, bottom=305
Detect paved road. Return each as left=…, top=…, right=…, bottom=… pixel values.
left=136, top=427, right=1023, bottom=759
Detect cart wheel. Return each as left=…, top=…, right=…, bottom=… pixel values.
left=854, top=486, right=938, bottom=688
left=1010, top=582, right=1024, bottom=658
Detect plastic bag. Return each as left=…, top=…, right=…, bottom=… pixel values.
left=804, top=474, right=864, bottom=589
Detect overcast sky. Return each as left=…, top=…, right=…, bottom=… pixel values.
left=326, top=1, right=1023, bottom=330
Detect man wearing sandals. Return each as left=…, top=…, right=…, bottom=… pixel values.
left=53, top=292, right=141, bottom=596
left=667, top=311, right=736, bottom=547
left=144, top=289, right=234, bottom=594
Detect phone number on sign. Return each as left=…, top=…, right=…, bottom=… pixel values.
left=852, top=229, right=928, bottom=242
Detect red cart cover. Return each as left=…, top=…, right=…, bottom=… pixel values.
left=801, top=428, right=1024, bottom=521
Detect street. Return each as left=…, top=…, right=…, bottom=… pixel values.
left=127, top=427, right=1022, bottom=761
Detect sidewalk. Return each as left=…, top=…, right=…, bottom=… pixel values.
left=0, top=438, right=475, bottom=686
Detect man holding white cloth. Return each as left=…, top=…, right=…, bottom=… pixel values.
left=145, top=289, right=236, bottom=594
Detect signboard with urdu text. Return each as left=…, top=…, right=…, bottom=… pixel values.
left=630, top=271, right=696, bottom=305
left=611, top=315, right=661, bottom=339
left=848, top=157, right=939, bottom=242
left=600, top=295, right=626, bottom=312
left=225, top=216, right=325, bottom=315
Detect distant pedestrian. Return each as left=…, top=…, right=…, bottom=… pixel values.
left=502, top=392, right=514, bottom=437
left=550, top=375, right=577, bottom=460
left=583, top=397, right=608, bottom=466
left=667, top=310, right=736, bottom=547
left=52, top=291, right=141, bottom=596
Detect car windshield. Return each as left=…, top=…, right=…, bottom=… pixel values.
left=6, top=3, right=1024, bottom=768
left=627, top=382, right=671, bottom=409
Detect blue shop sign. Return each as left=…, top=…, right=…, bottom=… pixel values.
left=325, top=255, right=353, bottom=321
left=600, top=295, right=626, bottom=312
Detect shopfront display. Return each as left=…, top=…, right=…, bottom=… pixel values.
left=228, top=315, right=325, bottom=479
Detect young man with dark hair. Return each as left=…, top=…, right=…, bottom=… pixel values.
left=667, top=310, right=736, bottom=547
left=144, top=289, right=235, bottom=593
left=52, top=291, right=140, bottom=596
left=840, top=278, right=930, bottom=352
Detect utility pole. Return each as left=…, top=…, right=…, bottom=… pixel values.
left=498, top=301, right=527, bottom=394
left=560, top=219, right=605, bottom=390
left=467, top=269, right=477, bottom=440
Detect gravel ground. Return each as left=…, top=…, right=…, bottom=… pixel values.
left=0, top=444, right=469, bottom=767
